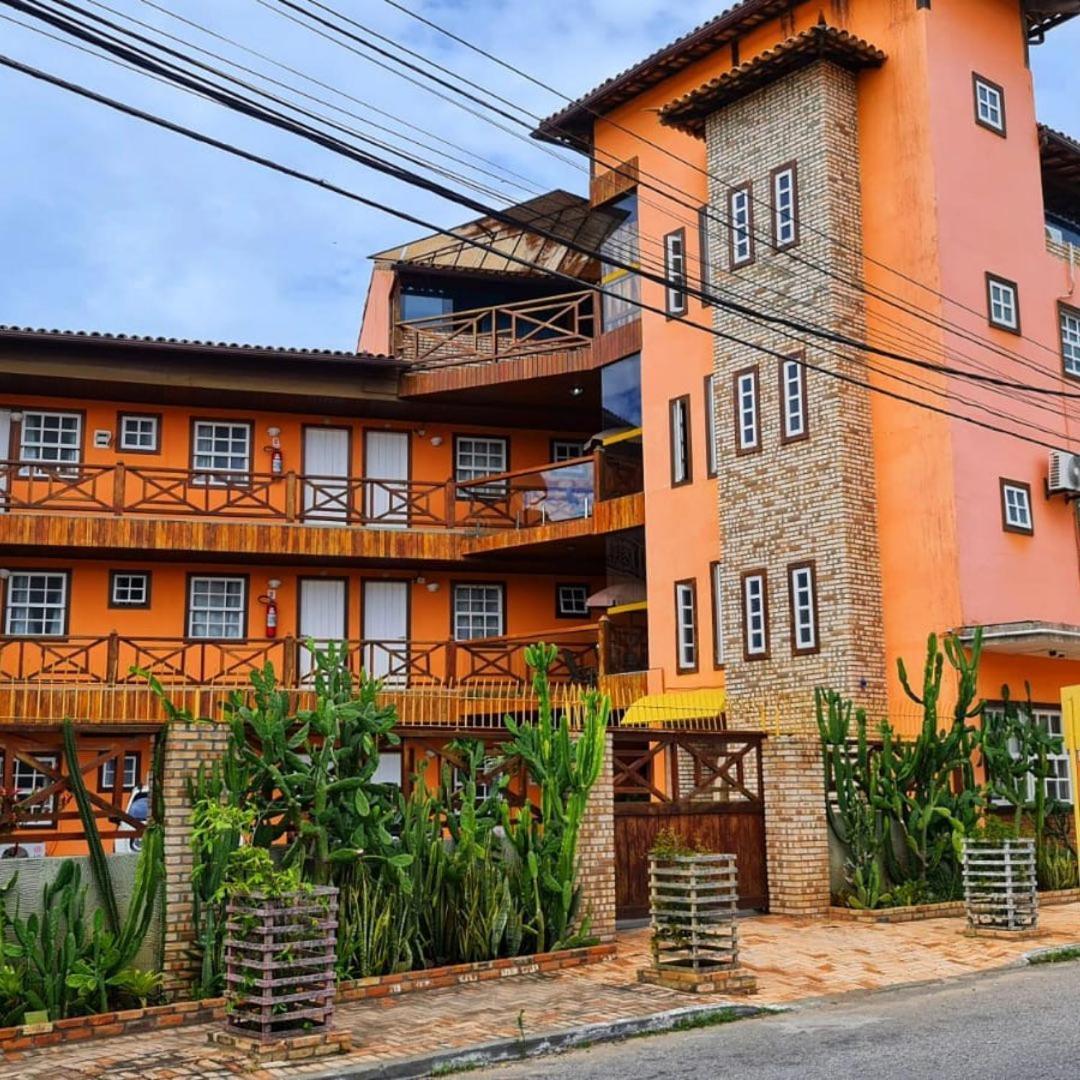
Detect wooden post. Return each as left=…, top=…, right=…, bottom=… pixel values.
left=445, top=479, right=456, bottom=527
left=592, top=447, right=603, bottom=505
left=282, top=635, right=298, bottom=688
left=445, top=639, right=457, bottom=685
left=105, top=631, right=120, bottom=685
left=597, top=615, right=610, bottom=678
left=112, top=462, right=126, bottom=516
left=284, top=471, right=298, bottom=522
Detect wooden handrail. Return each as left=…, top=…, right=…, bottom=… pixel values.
left=455, top=452, right=596, bottom=491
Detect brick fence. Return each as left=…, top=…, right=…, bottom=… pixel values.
left=577, top=730, right=617, bottom=942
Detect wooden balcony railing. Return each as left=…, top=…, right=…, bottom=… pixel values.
left=395, top=289, right=597, bottom=366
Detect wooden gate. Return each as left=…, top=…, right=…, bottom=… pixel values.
left=613, top=729, right=767, bottom=918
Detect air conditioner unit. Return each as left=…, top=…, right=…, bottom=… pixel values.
left=1048, top=450, right=1080, bottom=496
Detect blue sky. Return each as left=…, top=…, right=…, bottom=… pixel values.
left=0, top=3, right=1077, bottom=351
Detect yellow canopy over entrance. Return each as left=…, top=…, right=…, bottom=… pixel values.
left=621, top=689, right=726, bottom=727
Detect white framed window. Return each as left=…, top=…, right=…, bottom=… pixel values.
left=674, top=580, right=697, bottom=671
left=100, top=751, right=140, bottom=792
left=788, top=562, right=818, bottom=655
left=187, top=575, right=246, bottom=640
left=454, top=436, right=508, bottom=498
left=742, top=571, right=768, bottom=659
left=698, top=206, right=714, bottom=306
left=110, top=571, right=150, bottom=607
left=771, top=165, right=798, bottom=248
left=728, top=185, right=753, bottom=267
left=556, top=583, right=589, bottom=619
left=192, top=420, right=252, bottom=484
left=710, top=561, right=724, bottom=667
left=453, top=583, right=505, bottom=641
left=1061, top=305, right=1080, bottom=378
left=780, top=358, right=808, bottom=442
left=664, top=229, right=687, bottom=316
left=9, top=752, right=59, bottom=828
left=973, top=74, right=1005, bottom=135
left=19, top=411, right=81, bottom=472
left=118, top=414, right=159, bottom=453
left=735, top=368, right=760, bottom=453
left=986, top=274, right=1019, bottom=332
left=551, top=440, right=585, bottom=463
left=1000, top=479, right=1033, bottom=534
left=4, top=571, right=68, bottom=636
left=669, top=396, right=691, bottom=486
left=991, top=705, right=1073, bottom=805
left=704, top=374, right=718, bottom=476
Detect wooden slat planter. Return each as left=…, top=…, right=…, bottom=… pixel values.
left=963, top=839, right=1039, bottom=935
left=638, top=854, right=756, bottom=994
left=224, top=886, right=341, bottom=1044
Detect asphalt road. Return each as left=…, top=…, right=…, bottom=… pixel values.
left=482, top=960, right=1080, bottom=1080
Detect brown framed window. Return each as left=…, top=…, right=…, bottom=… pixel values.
left=999, top=478, right=1033, bottom=535
left=787, top=561, right=820, bottom=656
left=664, top=228, right=687, bottom=316
left=733, top=367, right=761, bottom=454
left=99, top=751, right=141, bottom=793
left=669, top=395, right=692, bottom=486
left=728, top=183, right=754, bottom=267
left=770, top=163, right=799, bottom=249
left=454, top=434, right=509, bottom=499
left=187, top=574, right=248, bottom=640
left=452, top=582, right=506, bottom=640
left=674, top=578, right=698, bottom=672
left=117, top=413, right=161, bottom=454
left=972, top=73, right=1006, bottom=136
left=741, top=569, right=769, bottom=660
left=985, top=273, right=1020, bottom=334
left=1060, top=303, right=1080, bottom=379
left=19, top=410, right=83, bottom=474
left=555, top=583, right=589, bottom=619
left=3, top=570, right=71, bottom=637
left=109, top=570, right=151, bottom=609
left=191, top=419, right=253, bottom=485
left=779, top=357, right=808, bottom=443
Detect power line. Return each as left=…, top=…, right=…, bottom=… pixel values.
left=1, top=48, right=1075, bottom=458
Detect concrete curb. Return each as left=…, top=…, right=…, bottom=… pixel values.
left=305, top=1002, right=776, bottom=1079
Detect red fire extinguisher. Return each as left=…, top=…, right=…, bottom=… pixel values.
left=265, top=444, right=283, bottom=474
left=258, top=584, right=280, bottom=639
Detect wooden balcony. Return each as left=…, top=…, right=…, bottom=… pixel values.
left=0, top=625, right=649, bottom=727
left=395, top=290, right=597, bottom=367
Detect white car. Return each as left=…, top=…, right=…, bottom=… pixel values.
left=114, top=787, right=150, bottom=854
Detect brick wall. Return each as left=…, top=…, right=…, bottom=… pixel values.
left=161, top=720, right=229, bottom=997
left=762, top=735, right=830, bottom=915
left=704, top=61, right=887, bottom=734
left=577, top=731, right=616, bottom=942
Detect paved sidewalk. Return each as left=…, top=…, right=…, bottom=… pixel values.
left=6, top=903, right=1079, bottom=1079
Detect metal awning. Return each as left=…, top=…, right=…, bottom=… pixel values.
left=621, top=689, right=726, bottom=726
left=957, top=622, right=1080, bottom=660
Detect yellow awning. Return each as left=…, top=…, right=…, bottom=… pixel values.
left=621, top=689, right=726, bottom=726
left=607, top=600, right=646, bottom=615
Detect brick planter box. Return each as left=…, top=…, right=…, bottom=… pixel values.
left=827, top=886, right=1080, bottom=925
left=0, top=943, right=617, bottom=1058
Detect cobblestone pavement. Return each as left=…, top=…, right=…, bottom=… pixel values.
left=6, top=904, right=1079, bottom=1079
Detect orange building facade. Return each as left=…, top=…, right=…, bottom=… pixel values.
left=1, top=0, right=1077, bottom=912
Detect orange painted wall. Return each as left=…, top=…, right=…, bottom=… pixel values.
left=357, top=265, right=396, bottom=355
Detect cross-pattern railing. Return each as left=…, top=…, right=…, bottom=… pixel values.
left=395, top=289, right=597, bottom=366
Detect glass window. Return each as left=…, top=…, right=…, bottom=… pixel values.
left=789, top=563, right=818, bottom=654
left=710, top=562, right=724, bottom=667
left=601, top=353, right=642, bottom=430
left=675, top=581, right=697, bottom=671
left=781, top=358, right=808, bottom=441
left=974, top=75, right=1005, bottom=134
left=110, top=571, right=150, bottom=607
left=742, top=572, right=768, bottom=658
left=1001, top=480, right=1033, bottom=534
left=556, top=583, right=589, bottom=618
left=4, top=572, right=68, bottom=636
left=1034, top=709, right=1073, bottom=803
left=453, top=583, right=504, bottom=641
left=118, top=414, right=159, bottom=452
left=1061, top=306, right=1080, bottom=378
left=551, top=440, right=585, bottom=463
left=10, top=752, right=59, bottom=828
left=664, top=229, right=687, bottom=316
left=987, top=275, right=1019, bottom=331
left=192, top=421, right=251, bottom=483
left=735, top=369, right=760, bottom=452
left=599, top=192, right=640, bottom=331
left=705, top=374, right=718, bottom=476
left=698, top=206, right=714, bottom=306
left=19, top=411, right=81, bottom=470
left=455, top=436, right=508, bottom=498
left=729, top=185, right=753, bottom=267
left=669, top=396, right=691, bottom=486
left=399, top=291, right=453, bottom=322
left=772, top=166, right=798, bottom=248
left=100, top=752, right=140, bottom=792
left=188, top=576, right=246, bottom=639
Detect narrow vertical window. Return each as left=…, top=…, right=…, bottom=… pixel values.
left=664, top=228, right=687, bottom=316
left=972, top=74, right=1006, bottom=136
left=788, top=562, right=819, bottom=655
left=985, top=274, right=1020, bottom=333
left=770, top=164, right=798, bottom=249
left=704, top=374, right=718, bottom=477
left=779, top=357, right=808, bottom=443
left=669, top=395, right=692, bottom=486
left=999, top=479, right=1033, bottom=535
left=674, top=579, right=698, bottom=672
left=1060, top=304, right=1080, bottom=379
left=728, top=184, right=754, bottom=267
left=710, top=561, right=724, bottom=668
left=741, top=570, right=769, bottom=660
left=697, top=206, right=713, bottom=306
left=733, top=367, right=760, bottom=454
